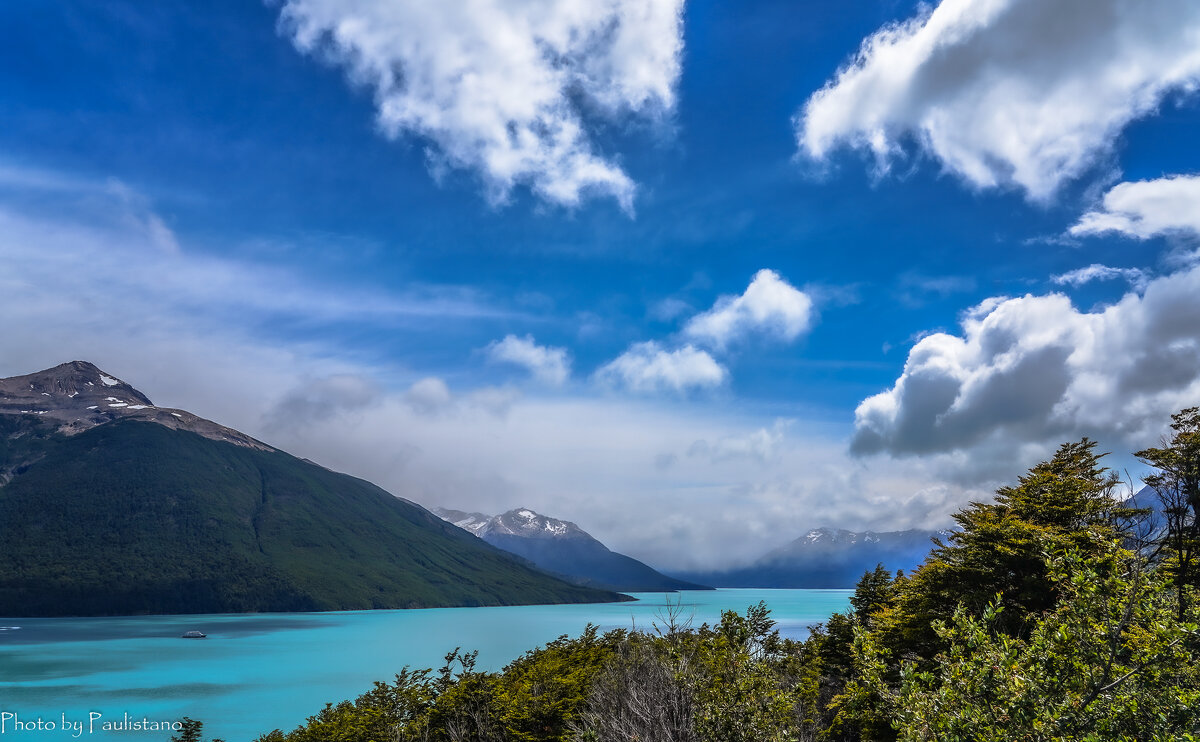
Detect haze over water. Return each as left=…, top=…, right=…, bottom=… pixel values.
left=0, top=589, right=850, bottom=741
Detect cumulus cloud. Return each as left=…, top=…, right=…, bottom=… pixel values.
left=596, top=341, right=726, bottom=393
left=486, top=334, right=571, bottom=386
left=1052, top=263, right=1149, bottom=291
left=684, top=269, right=814, bottom=349
left=797, top=0, right=1200, bottom=200
left=277, top=0, right=685, bottom=210
left=852, top=265, right=1200, bottom=467
left=1070, top=175, right=1200, bottom=239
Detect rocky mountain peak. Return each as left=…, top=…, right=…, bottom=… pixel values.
left=0, top=361, right=271, bottom=451
left=4, top=360, right=153, bottom=405
left=490, top=508, right=588, bottom=539
left=434, top=507, right=591, bottom=540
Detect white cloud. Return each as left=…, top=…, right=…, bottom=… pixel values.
left=105, top=179, right=181, bottom=255
left=852, top=265, right=1200, bottom=468
left=266, top=374, right=380, bottom=429
left=595, top=341, right=726, bottom=394
left=486, top=334, right=571, bottom=386
left=1070, top=175, right=1200, bottom=239
left=404, top=377, right=454, bottom=415
left=648, top=297, right=693, bottom=322
left=797, top=0, right=1200, bottom=200
left=0, top=181, right=513, bottom=330
left=465, top=385, right=522, bottom=418
left=896, top=272, right=976, bottom=307
left=399, top=376, right=519, bottom=417
left=684, top=269, right=814, bottom=349
left=277, top=0, right=685, bottom=210
left=1052, top=263, right=1148, bottom=291
left=688, top=420, right=790, bottom=464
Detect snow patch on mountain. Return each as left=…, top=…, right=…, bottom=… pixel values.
left=435, top=507, right=585, bottom=540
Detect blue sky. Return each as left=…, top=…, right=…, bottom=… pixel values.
left=3, top=0, right=1199, bottom=569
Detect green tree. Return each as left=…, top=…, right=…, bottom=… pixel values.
left=172, top=718, right=204, bottom=742
left=880, top=439, right=1121, bottom=659
left=1137, top=407, right=1200, bottom=618
left=815, top=439, right=1126, bottom=740
left=172, top=718, right=224, bottom=742
left=689, top=602, right=803, bottom=742
left=574, top=602, right=808, bottom=742
left=258, top=665, right=438, bottom=742
left=793, top=566, right=901, bottom=740
left=863, top=546, right=1200, bottom=741
left=489, top=626, right=620, bottom=742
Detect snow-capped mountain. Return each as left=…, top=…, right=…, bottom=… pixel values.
left=438, top=509, right=493, bottom=534
left=763, top=526, right=953, bottom=562
left=435, top=507, right=710, bottom=592
left=439, top=507, right=589, bottom=540
left=676, top=527, right=951, bottom=589
left=0, top=360, right=271, bottom=454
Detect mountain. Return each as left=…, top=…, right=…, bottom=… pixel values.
left=0, top=360, right=271, bottom=462
left=677, top=527, right=947, bottom=588
left=1121, top=484, right=1169, bottom=537
left=435, top=507, right=710, bottom=592
left=0, top=362, right=626, bottom=616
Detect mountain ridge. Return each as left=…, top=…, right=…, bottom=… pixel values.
left=0, top=362, right=627, bottom=616
left=0, top=360, right=271, bottom=456
left=435, top=506, right=710, bottom=592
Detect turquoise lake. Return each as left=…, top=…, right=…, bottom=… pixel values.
left=0, top=589, right=851, bottom=741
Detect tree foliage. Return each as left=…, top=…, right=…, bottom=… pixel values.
left=864, top=548, right=1200, bottom=741
left=0, top=417, right=621, bottom=617
left=1138, top=407, right=1200, bottom=617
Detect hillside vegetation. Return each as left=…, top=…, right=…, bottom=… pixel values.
left=0, top=417, right=624, bottom=616
left=253, top=409, right=1200, bottom=741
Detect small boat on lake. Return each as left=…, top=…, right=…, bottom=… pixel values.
left=181, top=630, right=207, bottom=639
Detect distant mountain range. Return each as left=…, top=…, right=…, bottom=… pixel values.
left=0, top=362, right=626, bottom=616
left=676, top=527, right=949, bottom=588
left=678, top=484, right=1169, bottom=588
left=435, top=507, right=709, bottom=592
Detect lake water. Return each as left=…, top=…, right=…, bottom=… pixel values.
left=0, top=589, right=851, bottom=741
